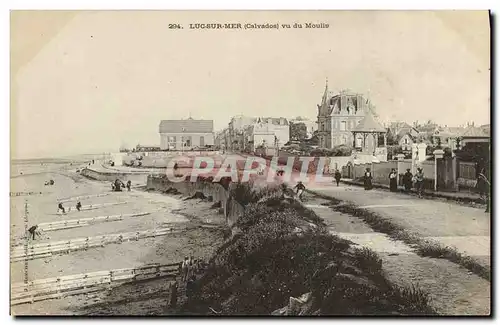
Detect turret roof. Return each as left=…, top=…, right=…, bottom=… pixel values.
left=353, top=112, right=386, bottom=133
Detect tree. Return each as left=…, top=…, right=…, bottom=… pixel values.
left=386, top=129, right=398, bottom=145
left=306, top=130, right=320, bottom=146
left=331, top=145, right=353, bottom=156
left=290, top=122, right=308, bottom=141
left=387, top=145, right=403, bottom=160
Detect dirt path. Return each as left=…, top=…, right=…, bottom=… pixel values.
left=303, top=194, right=490, bottom=315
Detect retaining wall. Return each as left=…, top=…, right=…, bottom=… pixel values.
left=80, top=168, right=148, bottom=184
left=146, top=175, right=245, bottom=227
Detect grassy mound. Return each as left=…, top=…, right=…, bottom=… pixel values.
left=177, top=187, right=435, bottom=315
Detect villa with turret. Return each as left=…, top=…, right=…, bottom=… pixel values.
left=316, top=80, right=387, bottom=154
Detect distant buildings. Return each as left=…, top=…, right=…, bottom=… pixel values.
left=159, top=117, right=214, bottom=151
left=243, top=117, right=290, bottom=152
left=227, top=115, right=257, bottom=151
left=316, top=80, right=382, bottom=149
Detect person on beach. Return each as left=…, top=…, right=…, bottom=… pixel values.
left=76, top=201, right=82, bottom=211
left=334, top=169, right=342, bottom=187
left=414, top=168, right=425, bottom=198
left=363, top=168, right=373, bottom=190
left=389, top=169, right=398, bottom=192
left=293, top=181, right=306, bottom=201
left=402, top=169, right=413, bottom=192
left=28, top=225, right=39, bottom=240
left=58, top=203, right=66, bottom=214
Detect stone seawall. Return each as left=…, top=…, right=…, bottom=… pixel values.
left=80, top=168, right=148, bottom=184
left=147, top=175, right=245, bottom=227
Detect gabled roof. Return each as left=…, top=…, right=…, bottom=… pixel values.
left=460, top=126, right=490, bottom=138
left=353, top=112, right=386, bottom=133
left=256, top=117, right=289, bottom=126
left=159, top=118, right=214, bottom=133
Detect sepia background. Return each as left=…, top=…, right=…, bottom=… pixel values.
left=10, top=10, right=489, bottom=159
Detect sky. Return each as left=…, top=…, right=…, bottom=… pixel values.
left=10, top=10, right=490, bottom=159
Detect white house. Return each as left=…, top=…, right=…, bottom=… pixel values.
left=159, top=118, right=214, bottom=150
left=245, top=117, right=290, bottom=151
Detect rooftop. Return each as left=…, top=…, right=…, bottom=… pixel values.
left=159, top=118, right=214, bottom=133
left=353, top=112, right=386, bottom=133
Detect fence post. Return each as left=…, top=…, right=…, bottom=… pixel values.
left=433, top=149, right=445, bottom=192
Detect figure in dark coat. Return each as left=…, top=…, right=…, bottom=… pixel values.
left=389, top=169, right=398, bottom=192
left=58, top=203, right=66, bottom=214
left=334, top=170, right=342, bottom=187
left=28, top=225, right=38, bottom=240
left=364, top=168, right=373, bottom=190
left=76, top=201, right=82, bottom=211
left=402, top=169, right=413, bottom=192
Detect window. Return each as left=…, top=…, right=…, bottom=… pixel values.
left=356, top=137, right=362, bottom=148
left=340, top=121, right=347, bottom=131
left=404, top=138, right=408, bottom=144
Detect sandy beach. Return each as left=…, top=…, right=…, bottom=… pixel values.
left=10, top=158, right=226, bottom=315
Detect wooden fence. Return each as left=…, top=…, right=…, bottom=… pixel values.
left=58, top=202, right=127, bottom=213
left=11, top=228, right=177, bottom=262
left=37, top=212, right=151, bottom=232
left=58, top=193, right=110, bottom=203
left=11, top=262, right=180, bottom=306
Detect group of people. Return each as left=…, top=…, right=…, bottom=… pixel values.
left=181, top=256, right=205, bottom=282
left=363, top=167, right=426, bottom=198
left=111, top=179, right=132, bottom=192
left=57, top=201, right=83, bottom=214
left=44, top=179, right=55, bottom=186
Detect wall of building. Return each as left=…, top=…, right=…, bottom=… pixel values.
left=160, top=132, right=214, bottom=150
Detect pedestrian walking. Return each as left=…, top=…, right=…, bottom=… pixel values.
left=58, top=203, right=66, bottom=214
left=414, top=168, right=425, bottom=198
left=334, top=169, right=341, bottom=187
left=28, top=225, right=38, bottom=240
left=389, top=169, right=398, bottom=192
left=402, top=169, right=413, bottom=192
left=364, top=168, right=373, bottom=190
left=293, top=181, right=306, bottom=201
left=76, top=201, right=82, bottom=211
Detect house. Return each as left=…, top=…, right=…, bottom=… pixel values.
left=459, top=125, right=490, bottom=146
left=244, top=117, right=290, bottom=152
left=159, top=118, right=214, bottom=151
left=316, top=80, right=376, bottom=149
left=228, top=115, right=257, bottom=151
left=399, top=133, right=416, bottom=152
left=432, top=126, right=464, bottom=149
